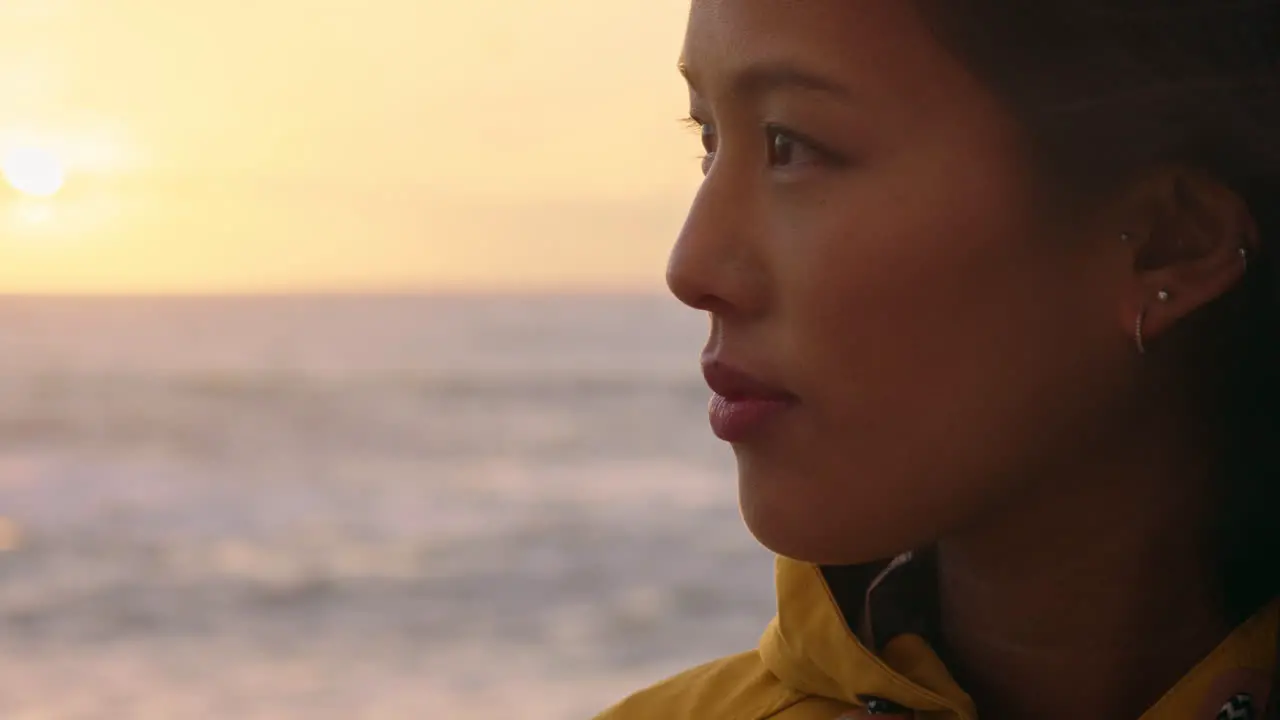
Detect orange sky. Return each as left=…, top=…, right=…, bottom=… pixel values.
left=0, top=0, right=700, bottom=293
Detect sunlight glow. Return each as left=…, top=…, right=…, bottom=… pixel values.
left=2, top=146, right=66, bottom=197
left=0, top=1, right=692, bottom=292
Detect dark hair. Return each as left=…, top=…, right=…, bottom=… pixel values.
left=913, top=1, right=1280, bottom=713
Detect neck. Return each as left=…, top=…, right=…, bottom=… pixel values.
left=935, top=431, right=1230, bottom=720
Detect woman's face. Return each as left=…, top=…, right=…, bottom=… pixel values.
left=672, top=0, right=1130, bottom=564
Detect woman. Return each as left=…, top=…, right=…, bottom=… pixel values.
left=595, top=2, right=1279, bottom=719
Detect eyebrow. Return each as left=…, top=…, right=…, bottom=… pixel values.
left=678, top=58, right=856, bottom=103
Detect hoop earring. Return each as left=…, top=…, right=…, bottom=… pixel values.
left=1240, top=247, right=1249, bottom=273
left=1135, top=306, right=1148, bottom=355
left=1134, top=290, right=1171, bottom=356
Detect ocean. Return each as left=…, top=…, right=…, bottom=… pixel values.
left=0, top=294, right=777, bottom=719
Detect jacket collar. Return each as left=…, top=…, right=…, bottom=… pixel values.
left=758, top=556, right=1279, bottom=719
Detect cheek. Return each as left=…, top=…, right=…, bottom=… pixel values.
left=762, top=161, right=1099, bottom=546
left=798, top=199, right=1042, bottom=438
left=786, top=160, right=1050, bottom=393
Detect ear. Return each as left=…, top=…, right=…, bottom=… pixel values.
left=1116, top=167, right=1258, bottom=350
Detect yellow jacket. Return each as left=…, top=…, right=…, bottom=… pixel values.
left=594, top=556, right=1278, bottom=719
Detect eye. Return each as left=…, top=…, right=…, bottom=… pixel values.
left=700, top=124, right=717, bottom=175
left=683, top=115, right=717, bottom=175
left=765, top=125, right=820, bottom=169
left=699, top=122, right=718, bottom=155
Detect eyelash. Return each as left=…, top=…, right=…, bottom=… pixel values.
left=681, top=115, right=710, bottom=159
left=681, top=114, right=705, bottom=131
left=680, top=114, right=839, bottom=171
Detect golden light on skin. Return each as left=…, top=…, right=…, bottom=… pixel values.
left=2, top=146, right=67, bottom=197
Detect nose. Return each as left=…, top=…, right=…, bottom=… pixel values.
left=665, top=172, right=767, bottom=317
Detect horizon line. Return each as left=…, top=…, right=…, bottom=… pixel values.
left=0, top=286, right=673, bottom=299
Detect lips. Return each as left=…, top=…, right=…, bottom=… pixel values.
left=701, top=359, right=797, bottom=442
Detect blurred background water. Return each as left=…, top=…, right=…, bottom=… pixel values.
left=0, top=293, right=777, bottom=719
left=0, top=2, right=753, bottom=712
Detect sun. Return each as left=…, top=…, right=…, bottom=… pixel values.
left=2, top=146, right=67, bottom=198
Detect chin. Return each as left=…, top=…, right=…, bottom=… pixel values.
left=736, top=462, right=913, bottom=567
left=743, top=515, right=897, bottom=566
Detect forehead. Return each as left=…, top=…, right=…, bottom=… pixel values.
left=681, top=0, right=964, bottom=102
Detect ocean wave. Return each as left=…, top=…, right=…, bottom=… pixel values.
left=0, top=519, right=773, bottom=667
left=0, top=370, right=707, bottom=401
left=0, top=371, right=713, bottom=461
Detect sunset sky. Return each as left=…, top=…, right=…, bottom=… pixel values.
left=0, top=0, right=700, bottom=293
